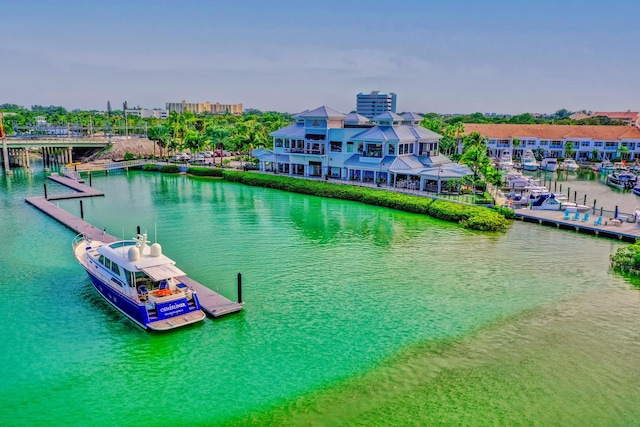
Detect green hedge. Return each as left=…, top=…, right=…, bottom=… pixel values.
left=222, top=171, right=509, bottom=232
left=186, top=167, right=224, bottom=177
left=610, top=241, right=640, bottom=276
left=160, top=165, right=180, bottom=173
left=142, top=163, right=159, bottom=172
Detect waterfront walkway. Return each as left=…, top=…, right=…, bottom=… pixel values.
left=514, top=208, right=640, bottom=242
left=25, top=174, right=243, bottom=318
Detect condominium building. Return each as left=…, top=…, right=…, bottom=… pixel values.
left=165, top=100, right=243, bottom=115
left=125, top=109, right=169, bottom=119
left=462, top=123, right=640, bottom=161
left=589, top=111, right=640, bottom=126
left=356, top=91, right=397, bottom=119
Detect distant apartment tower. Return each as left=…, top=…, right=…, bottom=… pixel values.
left=356, top=91, right=397, bottom=119
left=166, top=100, right=243, bottom=115
left=125, top=109, right=169, bottom=119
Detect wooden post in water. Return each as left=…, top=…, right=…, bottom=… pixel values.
left=89, top=172, right=92, bottom=187
left=615, top=206, right=618, bottom=219
left=80, top=200, right=84, bottom=220
left=567, top=187, right=570, bottom=199
left=44, top=183, right=47, bottom=199
left=554, top=181, right=557, bottom=192
left=584, top=195, right=587, bottom=205
left=593, top=199, right=597, bottom=214
left=560, top=183, right=562, bottom=192
left=574, top=191, right=577, bottom=202
left=237, top=273, right=243, bottom=304
left=600, top=207, right=603, bottom=217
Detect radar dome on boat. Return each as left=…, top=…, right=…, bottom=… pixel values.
left=128, top=246, right=140, bottom=261
left=150, top=243, right=162, bottom=257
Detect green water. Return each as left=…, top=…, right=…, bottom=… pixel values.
left=1, top=168, right=639, bottom=426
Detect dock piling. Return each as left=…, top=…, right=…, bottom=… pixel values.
left=137, top=225, right=141, bottom=235
left=80, top=200, right=84, bottom=219
left=89, top=172, right=92, bottom=187
left=237, top=273, right=243, bottom=304
left=44, top=183, right=47, bottom=199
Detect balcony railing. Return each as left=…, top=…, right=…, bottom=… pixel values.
left=284, top=148, right=326, bottom=155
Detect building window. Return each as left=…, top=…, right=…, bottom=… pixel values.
left=275, top=138, right=283, bottom=148
left=388, top=144, right=395, bottom=155
left=330, top=141, right=342, bottom=152
left=347, top=142, right=354, bottom=153
left=357, top=143, right=364, bottom=154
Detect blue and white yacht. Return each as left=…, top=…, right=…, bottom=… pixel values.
left=72, top=233, right=206, bottom=331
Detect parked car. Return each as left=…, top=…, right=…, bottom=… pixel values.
left=203, top=151, right=213, bottom=158
left=243, top=163, right=259, bottom=171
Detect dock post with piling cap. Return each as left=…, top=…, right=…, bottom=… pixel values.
left=89, top=172, right=92, bottom=187
left=44, top=183, right=47, bottom=199
left=615, top=205, right=618, bottom=219
left=593, top=199, right=597, bottom=214
left=574, top=191, right=577, bottom=202
left=80, top=200, right=84, bottom=219
left=237, top=273, right=242, bottom=304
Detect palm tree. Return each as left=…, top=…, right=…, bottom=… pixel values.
left=591, top=149, right=600, bottom=162
left=619, top=145, right=630, bottom=161
left=564, top=141, right=575, bottom=159
left=511, top=137, right=521, bottom=159
left=147, top=125, right=170, bottom=158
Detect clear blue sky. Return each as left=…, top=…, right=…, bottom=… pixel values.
left=2, top=0, right=638, bottom=115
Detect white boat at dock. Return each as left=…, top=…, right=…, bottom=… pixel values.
left=607, top=170, right=637, bottom=190
left=72, top=232, right=206, bottom=331
left=561, top=159, right=579, bottom=172
left=540, top=158, right=558, bottom=172
left=521, top=150, right=539, bottom=171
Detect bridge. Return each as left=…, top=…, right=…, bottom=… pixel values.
left=1, top=136, right=111, bottom=175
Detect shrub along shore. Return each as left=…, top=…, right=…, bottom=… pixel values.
left=143, top=165, right=512, bottom=232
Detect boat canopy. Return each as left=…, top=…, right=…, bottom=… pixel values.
left=140, top=264, right=186, bottom=281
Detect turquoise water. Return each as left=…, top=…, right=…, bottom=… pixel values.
left=1, top=167, right=639, bottom=426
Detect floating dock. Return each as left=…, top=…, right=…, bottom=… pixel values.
left=515, top=209, right=640, bottom=243
left=25, top=174, right=243, bottom=318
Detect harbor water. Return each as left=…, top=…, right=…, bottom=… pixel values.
left=1, top=166, right=639, bottom=426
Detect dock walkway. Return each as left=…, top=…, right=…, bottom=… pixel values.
left=25, top=174, right=243, bottom=318
left=515, top=208, right=640, bottom=242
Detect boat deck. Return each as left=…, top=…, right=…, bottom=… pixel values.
left=26, top=174, right=243, bottom=319
left=515, top=208, right=640, bottom=242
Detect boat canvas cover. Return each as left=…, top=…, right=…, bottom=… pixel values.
left=139, top=264, right=186, bottom=281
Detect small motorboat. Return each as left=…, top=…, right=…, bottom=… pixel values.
left=607, top=171, right=636, bottom=189
left=540, top=158, right=558, bottom=172
left=633, top=186, right=640, bottom=197
left=529, top=193, right=589, bottom=212
left=72, top=232, right=206, bottom=331
left=521, top=150, right=539, bottom=171
left=561, top=159, right=579, bottom=172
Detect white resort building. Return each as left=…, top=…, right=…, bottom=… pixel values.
left=255, top=106, right=472, bottom=192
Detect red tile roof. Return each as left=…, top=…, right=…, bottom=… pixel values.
left=590, top=111, right=639, bottom=120
left=462, top=124, right=640, bottom=140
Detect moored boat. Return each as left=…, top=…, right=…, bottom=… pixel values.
left=561, top=159, right=579, bottom=172
left=593, top=161, right=614, bottom=173
left=540, top=158, right=558, bottom=172
left=606, top=171, right=636, bottom=190
left=521, top=150, right=539, bottom=171
left=528, top=193, right=589, bottom=212
left=72, top=233, right=206, bottom=331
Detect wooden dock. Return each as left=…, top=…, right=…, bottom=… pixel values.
left=25, top=174, right=243, bottom=319
left=515, top=208, right=640, bottom=243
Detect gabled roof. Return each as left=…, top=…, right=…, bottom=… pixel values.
left=298, top=106, right=346, bottom=119
left=372, top=112, right=405, bottom=122
left=344, top=112, right=370, bottom=125
left=400, top=112, right=424, bottom=121
left=389, top=155, right=425, bottom=171
left=591, top=111, right=639, bottom=120
left=343, top=155, right=394, bottom=170
left=269, top=123, right=305, bottom=138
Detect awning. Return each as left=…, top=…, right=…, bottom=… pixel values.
left=140, top=264, right=186, bottom=281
